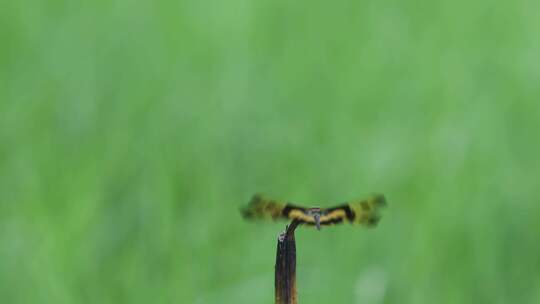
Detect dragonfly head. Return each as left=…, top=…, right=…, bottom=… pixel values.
left=307, top=208, right=322, bottom=230
left=314, top=213, right=321, bottom=230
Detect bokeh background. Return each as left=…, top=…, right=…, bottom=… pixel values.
left=2, top=1, right=540, bottom=303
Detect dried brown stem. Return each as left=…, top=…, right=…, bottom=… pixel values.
left=275, top=219, right=301, bottom=304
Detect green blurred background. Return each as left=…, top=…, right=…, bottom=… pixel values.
left=2, top=0, right=540, bottom=303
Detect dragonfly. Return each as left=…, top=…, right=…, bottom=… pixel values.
left=241, top=194, right=387, bottom=230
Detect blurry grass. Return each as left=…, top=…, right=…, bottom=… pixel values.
left=1, top=0, right=540, bottom=303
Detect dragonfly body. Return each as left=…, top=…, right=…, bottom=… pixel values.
left=241, top=194, right=387, bottom=230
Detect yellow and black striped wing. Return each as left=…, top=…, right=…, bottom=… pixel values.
left=322, top=194, right=387, bottom=227
left=283, top=207, right=315, bottom=224
left=241, top=194, right=292, bottom=221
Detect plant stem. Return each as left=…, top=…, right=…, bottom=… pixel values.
left=275, top=219, right=301, bottom=304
